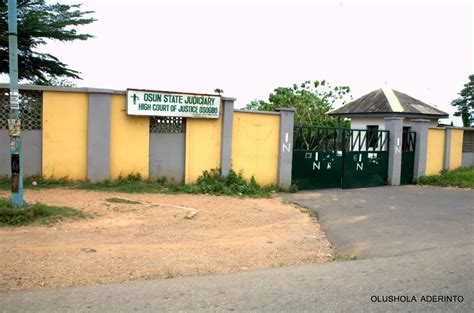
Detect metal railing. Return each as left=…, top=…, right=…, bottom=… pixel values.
left=293, top=125, right=389, bottom=152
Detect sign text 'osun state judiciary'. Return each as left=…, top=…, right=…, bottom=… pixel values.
left=126, top=89, right=221, bottom=118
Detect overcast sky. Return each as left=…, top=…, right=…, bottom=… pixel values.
left=3, top=0, right=473, bottom=124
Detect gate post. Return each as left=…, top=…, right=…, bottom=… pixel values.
left=411, top=119, right=429, bottom=179
left=220, top=97, right=235, bottom=177
left=385, top=117, right=404, bottom=185
left=276, top=108, right=294, bottom=188
left=443, top=127, right=452, bottom=171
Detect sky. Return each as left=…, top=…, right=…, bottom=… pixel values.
left=2, top=0, right=473, bottom=124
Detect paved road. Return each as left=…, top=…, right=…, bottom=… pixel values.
left=1, top=185, right=472, bottom=312
left=0, top=245, right=472, bottom=312
left=285, top=185, right=474, bottom=258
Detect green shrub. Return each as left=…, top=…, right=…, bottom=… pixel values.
left=0, top=168, right=293, bottom=197
left=193, top=169, right=268, bottom=196
left=419, top=166, right=474, bottom=188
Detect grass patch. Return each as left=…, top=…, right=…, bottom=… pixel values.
left=164, top=272, right=175, bottom=279
left=0, top=169, right=298, bottom=198
left=418, top=166, right=474, bottom=189
left=106, top=197, right=142, bottom=205
left=0, top=176, right=70, bottom=191
left=0, top=198, right=85, bottom=226
left=284, top=200, right=319, bottom=220
left=332, top=255, right=357, bottom=262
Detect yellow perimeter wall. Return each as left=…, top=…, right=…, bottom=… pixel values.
left=449, top=129, right=464, bottom=170
left=41, top=91, right=282, bottom=184
left=42, top=91, right=88, bottom=179
left=185, top=114, right=222, bottom=183
left=231, top=112, right=279, bottom=185
left=110, top=95, right=150, bottom=179
left=184, top=111, right=222, bottom=184
left=425, top=128, right=446, bottom=175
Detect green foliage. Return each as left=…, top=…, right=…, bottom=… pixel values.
left=0, top=175, right=68, bottom=190
left=0, top=169, right=293, bottom=197
left=106, top=198, right=141, bottom=205
left=451, top=74, right=474, bottom=127
left=288, top=183, right=298, bottom=193
left=0, top=0, right=96, bottom=84
left=246, top=80, right=352, bottom=126
left=419, top=166, right=474, bottom=188
left=194, top=169, right=268, bottom=196
left=0, top=198, right=85, bottom=226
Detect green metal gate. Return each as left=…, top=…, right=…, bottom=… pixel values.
left=292, top=126, right=390, bottom=190
left=292, top=127, right=344, bottom=189
left=400, top=130, right=416, bottom=185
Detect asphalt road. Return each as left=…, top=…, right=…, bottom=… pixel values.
left=285, top=185, right=474, bottom=258
left=1, top=185, right=473, bottom=312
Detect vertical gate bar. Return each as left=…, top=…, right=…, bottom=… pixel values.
left=316, top=127, right=320, bottom=150
left=358, top=130, right=362, bottom=150
left=350, top=130, right=354, bottom=151
left=360, top=130, right=367, bottom=151
left=376, top=130, right=380, bottom=150
left=354, top=131, right=360, bottom=151
left=381, top=131, right=386, bottom=151
left=358, top=130, right=362, bottom=151
left=320, top=127, right=324, bottom=150
left=341, top=128, right=346, bottom=187
left=324, top=127, right=328, bottom=150
left=379, top=131, right=384, bottom=151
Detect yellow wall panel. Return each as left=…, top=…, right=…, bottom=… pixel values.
left=449, top=129, right=463, bottom=170
left=110, top=95, right=150, bottom=179
left=185, top=115, right=222, bottom=183
left=425, top=128, right=446, bottom=175
left=231, top=112, right=279, bottom=185
left=42, top=91, right=88, bottom=180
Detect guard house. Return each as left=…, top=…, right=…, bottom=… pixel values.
left=328, top=87, right=449, bottom=132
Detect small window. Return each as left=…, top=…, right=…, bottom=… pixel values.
left=366, top=125, right=379, bottom=149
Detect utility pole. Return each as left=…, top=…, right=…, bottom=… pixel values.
left=8, top=0, right=25, bottom=207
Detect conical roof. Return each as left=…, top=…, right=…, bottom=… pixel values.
left=328, top=87, right=448, bottom=118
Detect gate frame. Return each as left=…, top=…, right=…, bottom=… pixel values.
left=292, top=125, right=390, bottom=190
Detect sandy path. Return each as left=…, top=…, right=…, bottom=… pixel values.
left=0, top=189, right=333, bottom=291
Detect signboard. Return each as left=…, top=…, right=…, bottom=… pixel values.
left=127, top=89, right=221, bottom=119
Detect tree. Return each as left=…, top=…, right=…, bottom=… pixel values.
left=245, top=80, right=352, bottom=126
left=451, top=74, right=474, bottom=127
left=0, top=0, right=96, bottom=85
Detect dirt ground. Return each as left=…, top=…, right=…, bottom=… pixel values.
left=0, top=189, right=334, bottom=291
